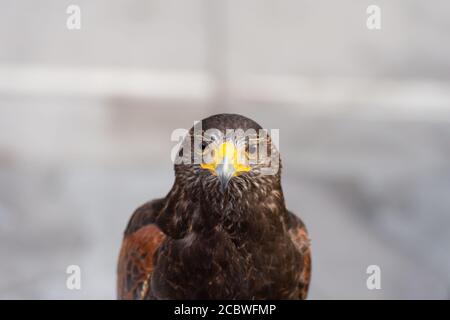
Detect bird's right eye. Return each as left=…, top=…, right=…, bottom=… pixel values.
left=200, top=141, right=209, bottom=151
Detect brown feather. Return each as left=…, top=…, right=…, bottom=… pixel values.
left=288, top=212, right=312, bottom=299
left=117, top=224, right=166, bottom=299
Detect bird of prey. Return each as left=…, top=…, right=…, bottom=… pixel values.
left=117, top=113, right=311, bottom=299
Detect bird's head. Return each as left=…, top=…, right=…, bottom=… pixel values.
left=175, top=114, right=281, bottom=196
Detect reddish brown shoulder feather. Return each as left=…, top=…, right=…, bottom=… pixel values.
left=117, top=224, right=166, bottom=299
left=288, top=216, right=312, bottom=299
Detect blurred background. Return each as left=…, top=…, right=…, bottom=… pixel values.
left=1, top=0, right=450, bottom=299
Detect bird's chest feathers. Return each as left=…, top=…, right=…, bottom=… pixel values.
left=152, top=228, right=246, bottom=298
left=153, top=225, right=293, bottom=299
left=152, top=186, right=296, bottom=298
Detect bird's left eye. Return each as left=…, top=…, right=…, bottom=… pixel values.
left=245, top=142, right=258, bottom=155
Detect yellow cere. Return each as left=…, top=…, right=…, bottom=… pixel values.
left=200, top=141, right=251, bottom=176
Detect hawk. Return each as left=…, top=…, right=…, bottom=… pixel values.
left=117, top=113, right=311, bottom=299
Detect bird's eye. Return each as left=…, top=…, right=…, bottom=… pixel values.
left=200, top=140, right=209, bottom=152
left=245, top=142, right=258, bottom=155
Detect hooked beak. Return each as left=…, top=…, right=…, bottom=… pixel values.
left=215, top=155, right=235, bottom=191
left=200, top=141, right=251, bottom=190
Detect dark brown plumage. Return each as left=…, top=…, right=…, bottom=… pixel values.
left=117, top=113, right=311, bottom=299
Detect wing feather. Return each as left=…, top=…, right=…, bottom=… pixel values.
left=287, top=211, right=311, bottom=299
left=117, top=200, right=166, bottom=299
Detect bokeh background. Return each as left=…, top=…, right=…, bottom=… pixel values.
left=1, top=0, right=450, bottom=299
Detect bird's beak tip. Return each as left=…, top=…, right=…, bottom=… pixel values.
left=219, top=180, right=228, bottom=192
left=217, top=164, right=235, bottom=191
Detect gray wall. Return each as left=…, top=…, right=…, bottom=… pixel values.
left=0, top=0, right=449, bottom=299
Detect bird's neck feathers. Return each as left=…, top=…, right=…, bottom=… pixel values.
left=157, top=174, right=289, bottom=241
